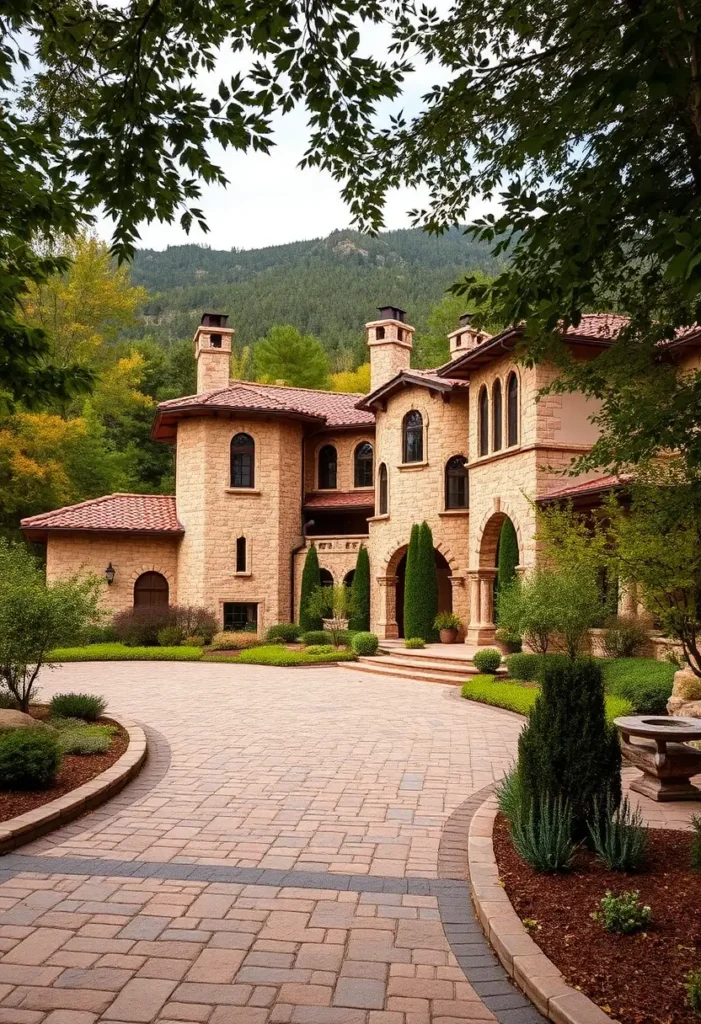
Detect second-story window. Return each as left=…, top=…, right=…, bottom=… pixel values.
left=507, top=372, right=519, bottom=446
left=402, top=410, right=423, bottom=463
left=378, top=463, right=388, bottom=514
left=230, top=432, right=255, bottom=488
left=492, top=379, right=503, bottom=452
left=318, top=444, right=337, bottom=489
left=354, top=442, right=373, bottom=487
left=445, top=456, right=468, bottom=509
left=236, top=536, right=247, bottom=573
left=478, top=386, right=489, bottom=456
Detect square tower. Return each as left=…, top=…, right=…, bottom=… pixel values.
left=194, top=312, right=234, bottom=392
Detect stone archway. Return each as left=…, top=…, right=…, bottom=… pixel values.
left=467, top=510, right=520, bottom=644
left=378, top=541, right=456, bottom=639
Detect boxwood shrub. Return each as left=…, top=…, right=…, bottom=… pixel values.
left=351, top=632, right=379, bottom=656
left=473, top=648, right=502, bottom=674
left=461, top=676, right=633, bottom=724
left=505, top=653, right=543, bottom=681
left=601, top=657, right=675, bottom=714
left=0, top=729, right=62, bottom=789
left=405, top=637, right=425, bottom=649
left=266, top=623, right=302, bottom=643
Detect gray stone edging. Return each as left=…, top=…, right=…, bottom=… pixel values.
left=468, top=795, right=614, bottom=1024
left=0, top=717, right=147, bottom=855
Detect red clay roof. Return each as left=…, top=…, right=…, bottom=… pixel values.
left=21, top=494, right=183, bottom=535
left=154, top=380, right=374, bottom=440
left=539, top=474, right=629, bottom=501
left=304, top=490, right=375, bottom=510
left=357, top=368, right=469, bottom=410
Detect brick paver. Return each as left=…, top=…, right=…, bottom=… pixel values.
left=0, top=662, right=530, bottom=1023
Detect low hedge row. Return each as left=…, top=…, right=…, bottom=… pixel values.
left=47, top=643, right=204, bottom=662
left=461, top=675, right=633, bottom=724
left=234, top=645, right=357, bottom=667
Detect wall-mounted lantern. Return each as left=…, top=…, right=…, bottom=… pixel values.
left=105, top=563, right=116, bottom=585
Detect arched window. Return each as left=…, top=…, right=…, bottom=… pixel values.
left=478, top=386, right=489, bottom=456
left=236, top=536, right=247, bottom=573
left=354, top=442, right=374, bottom=488
left=318, top=445, right=337, bottom=489
left=319, top=568, right=334, bottom=587
left=230, top=432, right=255, bottom=488
left=402, top=410, right=423, bottom=463
left=445, top=456, right=468, bottom=509
left=492, top=380, right=502, bottom=452
left=344, top=569, right=355, bottom=588
left=507, top=372, right=519, bottom=446
left=134, top=571, right=169, bottom=608
left=378, top=463, right=388, bottom=515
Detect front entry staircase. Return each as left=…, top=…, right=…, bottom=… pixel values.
left=344, top=640, right=507, bottom=686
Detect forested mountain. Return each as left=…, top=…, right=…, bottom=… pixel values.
left=130, top=227, right=502, bottom=369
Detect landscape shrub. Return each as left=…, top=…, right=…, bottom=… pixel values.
left=49, top=692, right=107, bottom=722
left=404, top=522, right=439, bottom=642
left=209, top=632, right=260, bottom=651
left=601, top=615, right=651, bottom=658
left=510, top=796, right=577, bottom=873
left=236, top=645, right=356, bottom=667
left=473, top=648, right=502, bottom=674
left=496, top=517, right=520, bottom=618
left=588, top=794, right=648, bottom=871
left=0, top=729, right=62, bottom=789
left=518, top=657, right=622, bottom=841
left=113, top=605, right=173, bottom=646
left=299, top=544, right=323, bottom=631
left=0, top=689, right=18, bottom=709
left=351, top=632, right=379, bottom=656
left=266, top=623, right=302, bottom=643
left=47, top=643, right=203, bottom=662
left=59, top=728, right=112, bottom=755
left=496, top=766, right=523, bottom=826
left=592, top=890, right=652, bottom=934
left=82, top=623, right=118, bottom=645
left=691, top=814, right=701, bottom=872
left=505, top=653, right=542, bottom=681
left=405, top=637, right=425, bottom=649
left=175, top=606, right=217, bottom=642
left=498, top=568, right=602, bottom=657
left=349, top=546, right=370, bottom=632
left=301, top=629, right=353, bottom=647
left=495, top=627, right=522, bottom=652
left=601, top=657, right=675, bottom=714
left=434, top=612, right=462, bottom=632
left=304, top=644, right=335, bottom=655
left=158, top=625, right=183, bottom=647
left=185, top=635, right=206, bottom=647
left=685, top=968, right=701, bottom=1014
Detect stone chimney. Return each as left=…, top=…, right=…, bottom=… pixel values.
left=447, top=312, right=491, bottom=361
left=366, top=305, right=414, bottom=392
left=194, top=313, right=234, bottom=393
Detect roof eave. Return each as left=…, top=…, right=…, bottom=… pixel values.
left=357, top=371, right=458, bottom=411
left=151, top=403, right=326, bottom=441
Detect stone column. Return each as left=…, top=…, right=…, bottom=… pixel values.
left=466, top=568, right=498, bottom=645
left=376, top=575, right=398, bottom=639
left=449, top=575, right=468, bottom=641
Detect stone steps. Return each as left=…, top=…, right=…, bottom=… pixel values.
left=344, top=645, right=508, bottom=686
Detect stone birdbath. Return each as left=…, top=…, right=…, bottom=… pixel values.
left=614, top=715, right=701, bottom=801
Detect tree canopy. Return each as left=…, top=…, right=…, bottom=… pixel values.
left=254, top=325, right=330, bottom=389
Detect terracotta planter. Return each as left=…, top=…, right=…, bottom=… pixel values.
left=439, top=628, right=458, bottom=644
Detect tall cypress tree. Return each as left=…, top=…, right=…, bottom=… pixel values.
left=403, top=524, right=422, bottom=640
left=419, top=521, right=440, bottom=641
left=299, top=544, right=323, bottom=631
left=349, top=545, right=370, bottom=631
left=496, top=517, right=519, bottom=622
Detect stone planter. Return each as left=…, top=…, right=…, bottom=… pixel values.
left=439, top=628, right=458, bottom=644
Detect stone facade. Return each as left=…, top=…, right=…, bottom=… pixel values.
left=31, top=309, right=673, bottom=642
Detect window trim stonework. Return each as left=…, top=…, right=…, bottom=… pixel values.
left=230, top=432, right=256, bottom=489
left=445, top=454, right=469, bottom=510
left=402, top=410, right=424, bottom=464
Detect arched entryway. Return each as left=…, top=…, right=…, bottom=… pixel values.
left=134, top=571, right=169, bottom=607
left=319, top=568, right=334, bottom=587
left=467, top=511, right=520, bottom=643
left=383, top=544, right=453, bottom=639
left=344, top=569, right=355, bottom=588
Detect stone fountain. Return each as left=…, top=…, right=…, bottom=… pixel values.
left=614, top=714, right=701, bottom=801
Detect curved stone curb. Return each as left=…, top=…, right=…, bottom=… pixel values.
left=0, top=718, right=147, bottom=855
left=468, top=795, right=614, bottom=1024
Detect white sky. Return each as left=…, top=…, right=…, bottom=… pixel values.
left=95, top=16, right=493, bottom=252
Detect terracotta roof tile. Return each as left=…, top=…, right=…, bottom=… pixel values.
left=304, top=490, right=375, bottom=510
left=158, top=380, right=374, bottom=428
left=21, top=494, right=183, bottom=534
left=540, top=474, right=629, bottom=501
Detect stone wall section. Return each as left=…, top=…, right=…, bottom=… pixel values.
left=367, top=384, right=470, bottom=636
left=45, top=533, right=180, bottom=614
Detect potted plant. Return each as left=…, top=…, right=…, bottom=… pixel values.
left=494, top=627, right=522, bottom=654
left=434, top=612, right=462, bottom=644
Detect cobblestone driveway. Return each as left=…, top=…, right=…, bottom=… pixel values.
left=0, top=662, right=536, bottom=1024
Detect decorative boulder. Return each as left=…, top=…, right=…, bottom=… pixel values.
left=667, top=669, right=701, bottom=718
left=0, top=710, right=47, bottom=733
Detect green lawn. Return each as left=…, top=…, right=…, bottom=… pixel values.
left=47, top=643, right=204, bottom=662
left=229, top=645, right=357, bottom=667
left=461, top=675, right=633, bottom=723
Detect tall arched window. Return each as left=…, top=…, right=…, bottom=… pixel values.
left=318, top=445, right=337, bottom=489
left=478, top=386, right=489, bottom=456
left=445, top=456, right=468, bottom=509
left=236, top=536, right=247, bottom=573
left=378, top=463, right=388, bottom=515
left=402, top=411, right=423, bottom=463
left=230, top=432, right=255, bottom=488
left=134, top=571, right=169, bottom=607
left=354, top=442, right=374, bottom=488
left=507, top=372, right=519, bottom=446
left=492, top=380, right=503, bottom=452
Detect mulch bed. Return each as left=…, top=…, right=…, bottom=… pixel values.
left=493, top=813, right=701, bottom=1024
left=0, top=708, right=128, bottom=823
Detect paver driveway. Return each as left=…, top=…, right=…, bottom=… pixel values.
left=0, top=661, right=532, bottom=1024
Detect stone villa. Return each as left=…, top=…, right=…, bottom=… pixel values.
left=21, top=308, right=701, bottom=643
